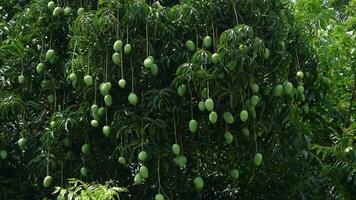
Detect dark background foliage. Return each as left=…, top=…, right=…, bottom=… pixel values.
left=0, top=0, right=355, bottom=199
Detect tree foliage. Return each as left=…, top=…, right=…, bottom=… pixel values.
left=0, top=0, right=354, bottom=199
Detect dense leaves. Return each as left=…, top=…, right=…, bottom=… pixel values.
left=0, top=0, right=354, bottom=200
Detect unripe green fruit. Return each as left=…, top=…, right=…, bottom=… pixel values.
left=175, top=155, right=187, bottom=168
left=239, top=44, right=248, bottom=54
left=254, top=153, right=263, bottom=166
left=150, top=64, right=158, bottom=75
left=189, top=119, right=198, bottom=133
left=134, top=174, right=143, bottom=185
left=240, top=110, right=248, bottom=122
left=91, top=119, right=98, bottom=127
left=101, top=82, right=111, bottom=95
left=18, top=138, right=27, bottom=149
left=0, top=150, right=8, bottom=159
left=81, top=144, right=90, bottom=154
left=138, top=151, right=147, bottom=161
left=113, top=40, right=123, bottom=52
left=128, top=92, right=138, bottom=106
left=273, top=84, right=283, bottom=97
left=36, top=63, right=44, bottom=74
left=46, top=49, right=55, bottom=61
left=250, top=95, right=259, bottom=106
left=155, top=193, right=165, bottom=200
left=118, top=79, right=126, bottom=88
left=47, top=1, right=55, bottom=10
left=80, top=167, right=88, bottom=177
left=194, top=176, right=204, bottom=190
left=284, top=81, right=293, bottom=95
left=242, top=127, right=250, bottom=136
left=263, top=48, right=270, bottom=60
left=230, top=169, right=239, bottom=180
left=203, top=36, right=212, bottom=48
left=112, top=52, right=121, bottom=65
left=297, top=85, right=304, bottom=94
left=118, top=156, right=126, bottom=165
left=102, top=125, right=111, bottom=136
left=139, top=165, right=149, bottom=179
left=251, top=83, right=259, bottom=93
left=124, top=44, right=132, bottom=54
left=296, top=71, right=304, bottom=79
left=104, top=95, right=112, bottom=107
left=91, top=104, right=98, bottom=113
left=224, top=131, right=233, bottom=144
left=77, top=7, right=85, bottom=16
left=69, top=73, right=77, bottom=81
left=185, top=40, right=195, bottom=51
left=63, top=137, right=71, bottom=147
left=205, top=98, right=214, bottom=111
left=211, top=53, right=220, bottom=64
left=201, top=88, right=208, bottom=99
left=48, top=95, right=55, bottom=103
left=84, top=75, right=93, bottom=86
left=177, top=84, right=187, bottom=96
left=223, top=112, right=234, bottom=124
left=172, top=144, right=181, bottom=155
left=18, top=75, right=25, bottom=84
left=63, top=7, right=72, bottom=16
left=144, top=57, right=154, bottom=68
left=53, top=7, right=62, bottom=16
left=198, top=101, right=206, bottom=111
left=299, top=93, right=306, bottom=102
left=209, top=111, right=218, bottom=124
left=43, top=176, right=53, bottom=188
left=98, top=107, right=105, bottom=116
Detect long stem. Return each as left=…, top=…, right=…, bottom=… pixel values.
left=130, top=58, right=134, bottom=93
left=146, top=21, right=149, bottom=57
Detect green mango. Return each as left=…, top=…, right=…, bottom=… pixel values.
left=113, top=40, right=123, bottom=52
left=242, top=127, right=250, bottom=136
left=36, top=63, right=44, bottom=74
left=118, top=79, right=126, bottom=88
left=250, top=95, right=259, bottom=106
left=240, top=110, right=248, bottom=122
left=203, top=36, right=212, bottom=48
left=77, top=7, right=85, bottom=16
left=144, top=57, right=154, bottom=68
left=177, top=84, right=187, bottom=96
left=194, top=176, right=204, bottom=190
left=18, top=138, right=27, bottom=149
left=284, top=81, right=293, bottom=95
left=134, top=174, right=143, bottom=185
left=118, top=156, right=126, bottom=165
left=150, top=64, right=158, bottom=75
left=128, top=92, right=138, bottom=106
left=0, top=150, right=8, bottom=159
left=124, top=44, right=132, bottom=54
left=223, top=112, right=234, bottom=124
left=139, top=165, right=149, bottom=179
left=189, top=119, right=198, bottom=133
left=138, top=151, right=147, bottom=161
left=198, top=101, right=206, bottom=111
left=211, top=53, right=220, bottom=64
left=53, top=7, right=62, bottom=16
left=254, top=153, right=263, bottom=166
left=80, top=167, right=88, bottom=177
left=185, top=40, right=195, bottom=51
left=209, top=111, right=218, bottom=124
left=273, top=84, right=283, bottom=97
left=250, top=83, right=259, bottom=93
left=296, top=71, right=304, bottom=79
left=63, top=6, right=72, bottom=16
left=46, top=49, right=55, bottom=61
left=43, top=176, right=53, bottom=188
left=48, top=1, right=55, bottom=10
left=103, top=125, right=111, bottom=136
left=155, top=193, right=165, bottom=200
left=172, top=144, right=181, bottom=155
left=205, top=98, right=214, bottom=111
left=230, top=169, right=239, bottom=180
left=81, top=144, right=90, bottom=154
left=112, top=52, right=121, bottom=65
left=224, top=131, right=233, bottom=144
left=84, top=75, right=93, bottom=86
left=104, top=95, right=112, bottom=107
